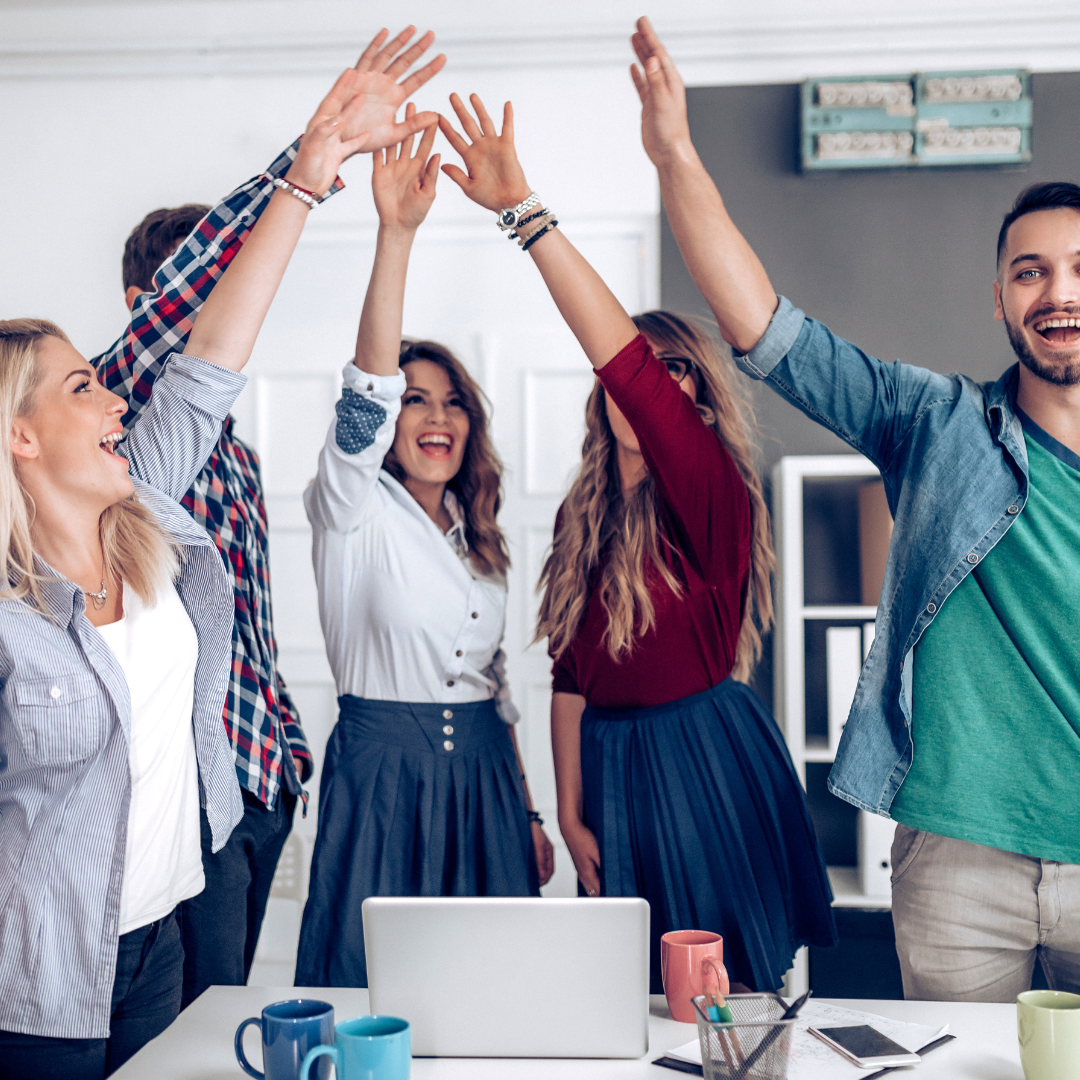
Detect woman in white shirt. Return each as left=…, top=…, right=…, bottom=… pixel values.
left=295, top=115, right=554, bottom=989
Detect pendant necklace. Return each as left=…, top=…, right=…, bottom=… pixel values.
left=86, top=561, right=108, bottom=611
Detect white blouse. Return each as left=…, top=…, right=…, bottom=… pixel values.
left=304, top=362, right=518, bottom=722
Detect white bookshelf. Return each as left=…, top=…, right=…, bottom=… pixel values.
left=772, top=456, right=893, bottom=999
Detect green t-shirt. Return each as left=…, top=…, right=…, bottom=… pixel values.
left=891, top=417, right=1080, bottom=863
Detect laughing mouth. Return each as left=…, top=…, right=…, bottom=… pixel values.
left=99, top=432, right=124, bottom=455
left=1032, top=316, right=1080, bottom=346
left=417, top=432, right=452, bottom=459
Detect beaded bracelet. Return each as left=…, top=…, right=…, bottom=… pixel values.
left=522, top=220, right=558, bottom=252
left=509, top=208, right=550, bottom=238
left=262, top=173, right=321, bottom=209
left=515, top=211, right=556, bottom=248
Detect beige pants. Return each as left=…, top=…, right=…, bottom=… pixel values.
left=891, top=825, right=1080, bottom=1002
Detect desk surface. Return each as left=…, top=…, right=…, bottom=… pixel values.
left=112, top=987, right=1023, bottom=1079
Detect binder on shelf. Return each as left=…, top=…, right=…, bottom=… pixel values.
left=858, top=809, right=897, bottom=897
left=858, top=480, right=894, bottom=607
left=826, top=626, right=863, bottom=755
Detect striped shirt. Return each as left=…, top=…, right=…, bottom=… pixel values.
left=0, top=354, right=245, bottom=1040
left=94, top=143, right=343, bottom=808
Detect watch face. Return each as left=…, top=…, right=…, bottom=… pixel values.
left=500, top=209, right=517, bottom=227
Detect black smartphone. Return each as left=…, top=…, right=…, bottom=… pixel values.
left=808, top=1025, right=922, bottom=1067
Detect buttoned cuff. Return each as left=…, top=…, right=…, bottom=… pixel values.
left=732, top=296, right=805, bottom=379
left=163, top=352, right=247, bottom=420
left=342, top=361, right=407, bottom=402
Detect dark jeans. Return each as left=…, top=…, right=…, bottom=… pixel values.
left=179, top=787, right=296, bottom=1007
left=0, top=909, right=183, bottom=1080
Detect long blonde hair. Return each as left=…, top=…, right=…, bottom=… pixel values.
left=0, top=319, right=178, bottom=611
left=536, top=311, right=775, bottom=682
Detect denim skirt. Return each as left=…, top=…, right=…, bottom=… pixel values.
left=580, top=678, right=837, bottom=993
left=294, top=696, right=539, bottom=988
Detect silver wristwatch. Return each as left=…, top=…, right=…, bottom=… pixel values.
left=496, top=192, right=540, bottom=231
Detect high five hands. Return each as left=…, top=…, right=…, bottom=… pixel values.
left=372, top=103, right=441, bottom=230
left=285, top=26, right=446, bottom=198
left=629, top=16, right=693, bottom=167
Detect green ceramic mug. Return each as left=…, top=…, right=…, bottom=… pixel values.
left=300, top=1016, right=410, bottom=1080
left=1017, top=990, right=1080, bottom=1080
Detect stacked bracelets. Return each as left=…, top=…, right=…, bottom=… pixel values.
left=262, top=173, right=322, bottom=209
left=496, top=192, right=558, bottom=252
left=510, top=208, right=559, bottom=251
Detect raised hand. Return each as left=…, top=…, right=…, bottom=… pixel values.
left=629, top=16, right=692, bottom=166
left=372, top=103, right=440, bottom=230
left=438, top=93, right=532, bottom=213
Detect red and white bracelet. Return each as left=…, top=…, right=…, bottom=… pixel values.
left=262, top=173, right=321, bottom=209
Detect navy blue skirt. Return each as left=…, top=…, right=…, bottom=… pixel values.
left=580, top=678, right=837, bottom=994
left=295, top=696, right=539, bottom=988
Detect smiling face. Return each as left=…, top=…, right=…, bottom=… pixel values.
left=995, top=206, right=1080, bottom=386
left=391, top=359, right=470, bottom=493
left=11, top=335, right=132, bottom=512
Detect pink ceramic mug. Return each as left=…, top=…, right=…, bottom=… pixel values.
left=660, top=930, right=730, bottom=1023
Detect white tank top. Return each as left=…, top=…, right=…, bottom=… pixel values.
left=97, top=581, right=204, bottom=935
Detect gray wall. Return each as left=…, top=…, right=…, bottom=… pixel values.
left=661, top=73, right=1080, bottom=472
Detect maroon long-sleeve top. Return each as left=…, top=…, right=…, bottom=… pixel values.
left=550, top=335, right=753, bottom=709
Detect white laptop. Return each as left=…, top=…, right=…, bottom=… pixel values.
left=363, top=896, right=650, bottom=1058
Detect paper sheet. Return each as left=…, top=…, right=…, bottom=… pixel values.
left=664, top=1001, right=948, bottom=1079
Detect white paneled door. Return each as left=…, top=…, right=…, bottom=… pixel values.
left=241, top=214, right=657, bottom=983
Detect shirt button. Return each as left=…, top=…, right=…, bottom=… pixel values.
left=50, top=686, right=62, bottom=699
left=443, top=740, right=454, bottom=752
left=366, top=382, right=374, bottom=391
left=456, top=650, right=463, bottom=657
left=471, top=612, right=479, bottom=619
left=443, top=725, right=454, bottom=736
left=926, top=602, right=937, bottom=614
left=442, top=709, right=453, bottom=720
left=447, top=680, right=455, bottom=687
left=1007, top=504, right=1020, bottom=514
left=967, top=552, right=978, bottom=564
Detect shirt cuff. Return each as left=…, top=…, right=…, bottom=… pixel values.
left=163, top=353, right=247, bottom=420
left=732, top=296, right=805, bottom=379
left=342, top=361, right=407, bottom=402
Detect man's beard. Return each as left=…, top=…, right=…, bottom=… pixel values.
left=1004, top=311, right=1080, bottom=387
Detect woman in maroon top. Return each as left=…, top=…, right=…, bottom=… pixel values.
left=440, top=93, right=836, bottom=992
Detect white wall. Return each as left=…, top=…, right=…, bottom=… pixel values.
left=2, top=0, right=1075, bottom=983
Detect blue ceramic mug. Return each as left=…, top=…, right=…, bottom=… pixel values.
left=300, top=1016, right=410, bottom=1080
left=236, top=999, right=335, bottom=1080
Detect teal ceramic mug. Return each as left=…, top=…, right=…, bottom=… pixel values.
left=1017, top=990, right=1080, bottom=1080
left=300, top=1016, right=410, bottom=1080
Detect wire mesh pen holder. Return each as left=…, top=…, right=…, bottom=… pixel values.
left=692, top=993, right=795, bottom=1080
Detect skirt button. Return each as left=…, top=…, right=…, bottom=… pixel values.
left=443, top=740, right=455, bottom=752
left=443, top=725, right=454, bottom=736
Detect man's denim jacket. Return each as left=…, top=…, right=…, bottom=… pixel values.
left=735, top=298, right=1030, bottom=817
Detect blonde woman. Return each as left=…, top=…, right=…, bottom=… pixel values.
left=440, top=94, right=836, bottom=993
left=295, top=116, right=553, bottom=990
left=0, top=82, right=375, bottom=1080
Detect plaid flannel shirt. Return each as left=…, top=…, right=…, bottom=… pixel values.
left=94, top=141, right=343, bottom=808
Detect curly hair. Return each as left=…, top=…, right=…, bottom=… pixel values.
left=536, top=311, right=775, bottom=682
left=382, top=340, right=510, bottom=577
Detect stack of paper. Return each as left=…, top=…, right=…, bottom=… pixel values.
left=663, top=1000, right=949, bottom=1079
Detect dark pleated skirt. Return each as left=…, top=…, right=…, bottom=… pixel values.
left=294, top=696, right=539, bottom=988
left=580, top=678, right=837, bottom=994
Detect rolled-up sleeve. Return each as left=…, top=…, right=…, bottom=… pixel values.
left=120, top=353, right=247, bottom=501
left=732, top=296, right=806, bottom=380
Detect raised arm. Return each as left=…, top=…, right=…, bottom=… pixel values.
left=439, top=95, right=637, bottom=369
left=97, top=27, right=447, bottom=419
left=629, top=17, right=776, bottom=354
left=305, top=117, right=439, bottom=534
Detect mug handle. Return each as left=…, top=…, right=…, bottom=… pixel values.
left=301, top=1044, right=339, bottom=1080
left=702, top=957, right=730, bottom=996
left=234, top=1017, right=265, bottom=1080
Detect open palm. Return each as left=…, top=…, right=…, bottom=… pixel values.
left=313, top=27, right=447, bottom=156
left=372, top=104, right=440, bottom=230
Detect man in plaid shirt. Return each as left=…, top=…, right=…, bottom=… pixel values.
left=94, top=26, right=446, bottom=1004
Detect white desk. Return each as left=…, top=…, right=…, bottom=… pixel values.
left=112, top=987, right=1024, bottom=1079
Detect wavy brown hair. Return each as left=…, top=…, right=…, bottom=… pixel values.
left=383, top=340, right=510, bottom=577
left=0, top=318, right=178, bottom=612
left=536, top=311, right=775, bottom=682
